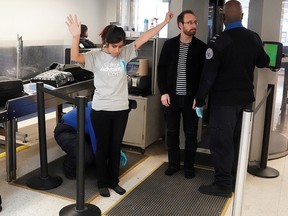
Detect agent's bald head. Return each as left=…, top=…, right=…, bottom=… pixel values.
left=223, top=0, right=243, bottom=24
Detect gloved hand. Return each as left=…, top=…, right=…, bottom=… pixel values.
left=120, top=150, right=127, bottom=166
left=195, top=107, right=203, bottom=118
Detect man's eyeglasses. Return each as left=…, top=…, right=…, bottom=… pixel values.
left=183, top=21, right=198, bottom=25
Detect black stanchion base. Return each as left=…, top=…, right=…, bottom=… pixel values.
left=0, top=195, right=2, bottom=212
left=26, top=175, right=63, bottom=190
left=59, top=204, right=101, bottom=216
left=248, top=166, right=279, bottom=178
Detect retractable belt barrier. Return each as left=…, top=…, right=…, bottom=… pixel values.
left=25, top=82, right=101, bottom=215
left=4, top=79, right=95, bottom=182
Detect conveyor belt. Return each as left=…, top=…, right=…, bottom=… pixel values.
left=5, top=79, right=94, bottom=120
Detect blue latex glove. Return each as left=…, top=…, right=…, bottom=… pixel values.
left=120, top=150, right=127, bottom=167
left=195, top=107, right=203, bottom=118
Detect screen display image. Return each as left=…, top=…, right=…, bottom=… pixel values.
left=263, top=41, right=283, bottom=70
left=264, top=43, right=278, bottom=68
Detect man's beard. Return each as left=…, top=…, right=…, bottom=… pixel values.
left=184, top=29, right=196, bottom=36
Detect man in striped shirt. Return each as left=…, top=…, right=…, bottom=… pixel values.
left=157, top=10, right=206, bottom=179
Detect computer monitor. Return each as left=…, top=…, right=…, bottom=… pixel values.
left=65, top=48, right=100, bottom=64
left=263, top=41, right=283, bottom=70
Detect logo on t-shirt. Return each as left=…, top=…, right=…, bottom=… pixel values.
left=101, top=62, right=124, bottom=76
left=120, top=61, right=126, bottom=74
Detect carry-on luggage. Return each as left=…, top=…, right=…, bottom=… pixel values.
left=63, top=66, right=94, bottom=82
left=0, top=76, right=25, bottom=107
left=31, top=69, right=75, bottom=87
left=48, top=63, right=94, bottom=82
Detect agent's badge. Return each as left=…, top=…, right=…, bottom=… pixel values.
left=206, top=48, right=213, bottom=60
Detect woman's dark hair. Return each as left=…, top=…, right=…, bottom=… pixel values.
left=99, top=25, right=126, bottom=46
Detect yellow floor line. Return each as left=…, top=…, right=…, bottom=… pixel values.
left=0, top=145, right=30, bottom=159
left=221, top=193, right=234, bottom=216
left=119, top=154, right=149, bottom=178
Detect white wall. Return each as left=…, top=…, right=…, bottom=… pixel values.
left=0, top=0, right=109, bottom=45
left=183, top=0, right=209, bottom=42
left=106, top=0, right=119, bottom=25
left=168, top=0, right=183, bottom=38
left=168, top=0, right=208, bottom=43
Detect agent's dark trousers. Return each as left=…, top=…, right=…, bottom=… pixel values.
left=91, top=109, right=129, bottom=188
left=54, top=123, right=95, bottom=169
left=208, top=105, right=244, bottom=188
left=164, top=95, right=198, bottom=172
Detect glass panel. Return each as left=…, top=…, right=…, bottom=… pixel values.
left=281, top=1, right=288, bottom=47
left=0, top=39, right=65, bottom=81
left=119, top=0, right=169, bottom=38
left=270, top=0, right=288, bottom=159
left=240, top=0, right=250, bottom=27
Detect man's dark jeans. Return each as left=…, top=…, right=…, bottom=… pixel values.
left=164, top=95, right=198, bottom=172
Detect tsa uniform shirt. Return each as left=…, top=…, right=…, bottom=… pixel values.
left=196, top=22, right=270, bottom=108
left=83, top=42, right=137, bottom=111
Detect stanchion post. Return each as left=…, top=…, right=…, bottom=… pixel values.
left=0, top=195, right=2, bottom=212
left=5, top=119, right=17, bottom=182
left=232, top=110, right=253, bottom=216
left=260, top=84, right=275, bottom=167
left=76, top=96, right=86, bottom=211
left=248, top=84, right=279, bottom=178
left=37, top=82, right=48, bottom=178
left=26, top=82, right=63, bottom=190
left=59, top=96, right=101, bottom=216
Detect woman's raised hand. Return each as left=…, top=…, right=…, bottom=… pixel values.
left=164, top=11, right=174, bottom=24
left=65, top=14, right=81, bottom=37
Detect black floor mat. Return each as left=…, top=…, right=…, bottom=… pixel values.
left=12, top=151, right=148, bottom=202
left=105, top=162, right=230, bottom=216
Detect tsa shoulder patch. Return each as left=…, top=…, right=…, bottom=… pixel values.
left=206, top=48, right=213, bottom=60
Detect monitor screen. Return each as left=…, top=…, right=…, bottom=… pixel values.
left=65, top=48, right=100, bottom=64
left=263, top=41, right=283, bottom=70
